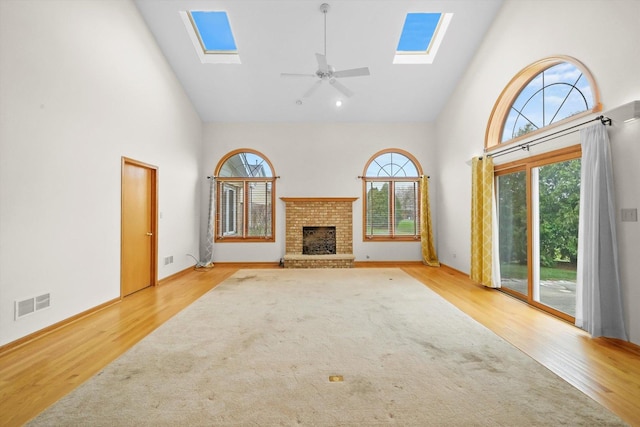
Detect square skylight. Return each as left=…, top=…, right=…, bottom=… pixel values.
left=393, top=12, right=453, bottom=65
left=180, top=10, right=240, bottom=64
left=190, top=11, right=237, bottom=52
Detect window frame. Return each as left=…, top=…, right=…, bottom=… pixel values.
left=214, top=149, right=276, bottom=243
left=222, top=183, right=238, bottom=236
left=485, top=56, right=601, bottom=151
left=361, top=149, right=423, bottom=242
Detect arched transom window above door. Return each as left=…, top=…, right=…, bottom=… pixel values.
left=485, top=56, right=601, bottom=150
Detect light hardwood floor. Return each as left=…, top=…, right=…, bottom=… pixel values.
left=1, top=263, right=639, bottom=426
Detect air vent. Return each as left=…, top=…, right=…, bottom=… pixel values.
left=15, top=293, right=51, bottom=320
left=36, top=293, right=51, bottom=310
left=16, top=299, right=35, bottom=319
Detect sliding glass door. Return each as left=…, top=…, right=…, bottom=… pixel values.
left=532, top=159, right=580, bottom=317
left=495, top=146, right=581, bottom=321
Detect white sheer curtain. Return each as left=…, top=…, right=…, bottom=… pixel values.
left=201, top=177, right=216, bottom=267
left=576, top=124, right=627, bottom=339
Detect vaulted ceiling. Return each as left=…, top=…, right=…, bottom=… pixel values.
left=134, top=0, right=503, bottom=122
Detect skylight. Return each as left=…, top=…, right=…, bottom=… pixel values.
left=393, top=12, right=453, bottom=65
left=190, top=11, right=237, bottom=52
left=179, top=10, right=240, bottom=64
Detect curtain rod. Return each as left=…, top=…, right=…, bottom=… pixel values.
left=484, top=115, right=611, bottom=159
left=207, top=176, right=281, bottom=179
left=357, top=175, right=430, bottom=179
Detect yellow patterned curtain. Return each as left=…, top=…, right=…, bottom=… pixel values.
left=420, top=175, right=440, bottom=267
left=470, top=156, right=495, bottom=287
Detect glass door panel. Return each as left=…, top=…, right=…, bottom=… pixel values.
left=496, top=171, right=528, bottom=296
left=532, top=159, right=580, bottom=317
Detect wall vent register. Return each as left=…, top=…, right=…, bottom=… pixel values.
left=15, top=293, right=51, bottom=320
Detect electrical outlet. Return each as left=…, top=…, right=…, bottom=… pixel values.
left=621, top=208, right=638, bottom=222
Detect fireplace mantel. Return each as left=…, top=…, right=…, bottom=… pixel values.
left=281, top=197, right=357, bottom=268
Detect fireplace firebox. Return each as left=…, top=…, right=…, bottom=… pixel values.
left=303, top=226, right=336, bottom=255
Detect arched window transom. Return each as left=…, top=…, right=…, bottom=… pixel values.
left=486, top=56, right=601, bottom=149
left=218, top=151, right=273, bottom=178
left=365, top=151, right=419, bottom=177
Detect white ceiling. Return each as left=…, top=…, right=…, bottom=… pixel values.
left=134, top=0, right=503, bottom=123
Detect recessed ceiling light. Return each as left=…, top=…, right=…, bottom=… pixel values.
left=336, top=100, right=343, bottom=107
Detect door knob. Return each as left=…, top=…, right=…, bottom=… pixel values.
left=146, top=232, right=153, bottom=236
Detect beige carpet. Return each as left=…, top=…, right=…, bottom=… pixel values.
left=30, top=269, right=626, bottom=426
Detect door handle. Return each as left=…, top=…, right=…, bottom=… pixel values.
left=146, top=232, right=153, bottom=236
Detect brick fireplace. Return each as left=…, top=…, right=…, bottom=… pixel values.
left=281, top=197, right=357, bottom=268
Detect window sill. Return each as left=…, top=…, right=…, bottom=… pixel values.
left=215, top=238, right=275, bottom=243
left=363, top=236, right=420, bottom=242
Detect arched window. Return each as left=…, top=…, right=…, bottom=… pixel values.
left=362, top=149, right=423, bottom=241
left=486, top=56, right=601, bottom=149
left=214, top=149, right=276, bottom=242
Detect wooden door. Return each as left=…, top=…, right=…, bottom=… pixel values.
left=121, top=158, right=157, bottom=296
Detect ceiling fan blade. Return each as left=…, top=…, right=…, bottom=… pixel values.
left=315, top=53, right=329, bottom=73
left=302, top=80, right=323, bottom=98
left=281, top=73, right=316, bottom=78
left=329, top=78, right=354, bottom=98
left=333, top=67, right=370, bottom=78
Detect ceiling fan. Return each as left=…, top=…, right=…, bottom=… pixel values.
left=280, top=3, right=370, bottom=99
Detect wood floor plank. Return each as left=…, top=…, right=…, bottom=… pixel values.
left=403, top=264, right=640, bottom=426
left=1, top=264, right=639, bottom=426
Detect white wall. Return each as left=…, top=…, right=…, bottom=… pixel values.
left=435, top=0, right=640, bottom=344
left=202, top=123, right=437, bottom=263
left=0, top=0, right=203, bottom=345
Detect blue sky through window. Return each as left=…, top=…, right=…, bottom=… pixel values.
left=366, top=153, right=418, bottom=177
left=397, top=13, right=442, bottom=52
left=502, top=62, right=594, bottom=141
left=190, top=11, right=237, bottom=52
